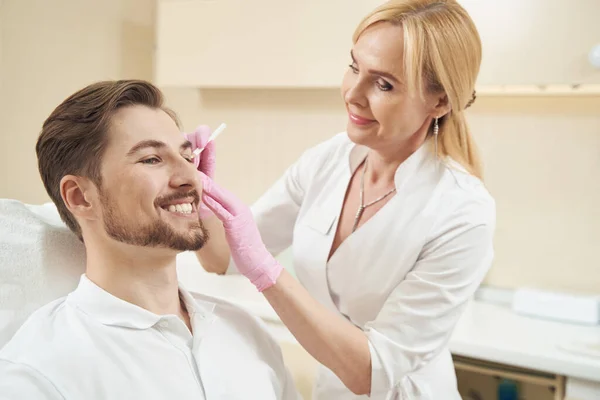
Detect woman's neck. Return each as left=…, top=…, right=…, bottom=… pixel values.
left=364, top=135, right=424, bottom=186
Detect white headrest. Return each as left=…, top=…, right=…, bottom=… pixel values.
left=0, top=199, right=85, bottom=347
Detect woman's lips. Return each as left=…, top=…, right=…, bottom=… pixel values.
left=349, top=112, right=376, bottom=126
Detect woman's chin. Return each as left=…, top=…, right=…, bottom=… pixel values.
left=346, top=124, right=376, bottom=145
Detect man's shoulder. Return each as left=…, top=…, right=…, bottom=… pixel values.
left=0, top=296, right=78, bottom=369
left=0, top=299, right=72, bottom=398
left=190, top=291, right=270, bottom=329
left=189, top=292, right=283, bottom=352
left=187, top=291, right=299, bottom=397
left=0, top=358, right=65, bottom=399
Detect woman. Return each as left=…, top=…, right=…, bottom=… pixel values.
left=194, top=0, right=495, bottom=398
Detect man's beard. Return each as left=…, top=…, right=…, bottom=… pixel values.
left=99, top=189, right=209, bottom=251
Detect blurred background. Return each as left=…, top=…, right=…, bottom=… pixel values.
left=1, top=1, right=600, bottom=399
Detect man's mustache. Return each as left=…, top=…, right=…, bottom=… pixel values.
left=155, top=190, right=200, bottom=208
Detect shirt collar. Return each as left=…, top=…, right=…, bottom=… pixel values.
left=67, top=274, right=216, bottom=330
left=347, top=135, right=436, bottom=191
left=178, top=281, right=216, bottom=319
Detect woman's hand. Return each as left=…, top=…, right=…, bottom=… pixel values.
left=199, top=172, right=283, bottom=291
left=184, top=125, right=216, bottom=219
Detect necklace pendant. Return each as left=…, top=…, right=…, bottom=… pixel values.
left=355, top=205, right=365, bottom=220
left=352, top=205, right=365, bottom=233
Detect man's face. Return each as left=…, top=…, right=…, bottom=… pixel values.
left=95, top=105, right=207, bottom=251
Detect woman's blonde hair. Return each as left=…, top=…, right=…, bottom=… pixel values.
left=354, top=0, right=483, bottom=179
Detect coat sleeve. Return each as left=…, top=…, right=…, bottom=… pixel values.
left=364, top=195, right=496, bottom=399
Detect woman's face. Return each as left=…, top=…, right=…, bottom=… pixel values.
left=341, top=22, right=448, bottom=154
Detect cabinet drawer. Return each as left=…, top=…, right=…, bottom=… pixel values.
left=454, top=355, right=565, bottom=400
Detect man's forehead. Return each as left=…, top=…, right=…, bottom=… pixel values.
left=108, top=106, right=184, bottom=150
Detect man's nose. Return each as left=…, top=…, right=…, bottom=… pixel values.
left=170, top=158, right=201, bottom=191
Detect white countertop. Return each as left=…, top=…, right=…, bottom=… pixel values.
left=258, top=301, right=600, bottom=382
left=176, top=252, right=600, bottom=382
left=449, top=300, right=600, bottom=382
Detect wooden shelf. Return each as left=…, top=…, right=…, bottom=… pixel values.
left=183, top=84, right=600, bottom=97
left=476, top=85, right=600, bottom=97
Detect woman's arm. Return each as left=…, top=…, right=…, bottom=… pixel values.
left=200, top=173, right=375, bottom=393
left=201, top=173, right=496, bottom=397
left=262, top=202, right=496, bottom=396
left=263, top=270, right=372, bottom=395
left=194, top=216, right=231, bottom=274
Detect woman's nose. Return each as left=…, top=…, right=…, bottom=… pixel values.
left=344, top=80, right=366, bottom=108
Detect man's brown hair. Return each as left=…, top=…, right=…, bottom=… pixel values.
left=36, top=79, right=179, bottom=240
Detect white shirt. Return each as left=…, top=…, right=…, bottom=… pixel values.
left=0, top=275, right=299, bottom=400
left=241, top=132, right=496, bottom=399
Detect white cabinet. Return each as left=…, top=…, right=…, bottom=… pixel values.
left=155, top=0, right=600, bottom=88
left=461, top=0, right=600, bottom=86
left=566, top=378, right=600, bottom=400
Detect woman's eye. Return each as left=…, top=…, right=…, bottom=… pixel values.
left=140, top=157, right=161, bottom=165
left=184, top=156, right=195, bottom=164
left=377, top=79, right=393, bottom=91
left=348, top=63, right=359, bottom=73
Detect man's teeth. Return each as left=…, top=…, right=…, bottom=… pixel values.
left=165, top=203, right=193, bottom=214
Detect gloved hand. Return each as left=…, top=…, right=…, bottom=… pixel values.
left=199, top=172, right=283, bottom=292
left=184, top=125, right=216, bottom=219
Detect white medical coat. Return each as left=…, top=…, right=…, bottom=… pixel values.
left=239, top=132, right=496, bottom=399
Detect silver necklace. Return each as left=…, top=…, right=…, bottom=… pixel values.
left=352, top=158, right=396, bottom=233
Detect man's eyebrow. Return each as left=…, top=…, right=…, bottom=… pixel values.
left=180, top=140, right=193, bottom=152
left=126, top=140, right=193, bottom=156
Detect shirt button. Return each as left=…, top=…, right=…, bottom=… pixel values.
left=159, top=321, right=169, bottom=328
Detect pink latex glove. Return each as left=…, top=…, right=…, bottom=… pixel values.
left=199, top=172, right=283, bottom=292
left=184, top=125, right=216, bottom=219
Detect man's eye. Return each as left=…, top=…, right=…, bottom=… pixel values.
left=140, top=157, right=161, bottom=165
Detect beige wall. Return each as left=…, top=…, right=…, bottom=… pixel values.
left=0, top=1, right=3, bottom=140
left=1, top=0, right=599, bottom=295
left=0, top=0, right=155, bottom=202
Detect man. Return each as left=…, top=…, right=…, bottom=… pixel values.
left=0, top=80, right=299, bottom=399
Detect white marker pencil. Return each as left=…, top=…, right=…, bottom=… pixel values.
left=193, top=123, right=227, bottom=156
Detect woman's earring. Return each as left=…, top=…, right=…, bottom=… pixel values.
left=433, top=117, right=439, bottom=159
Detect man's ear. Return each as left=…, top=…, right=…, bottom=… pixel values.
left=60, top=175, right=98, bottom=220
left=432, top=92, right=451, bottom=119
